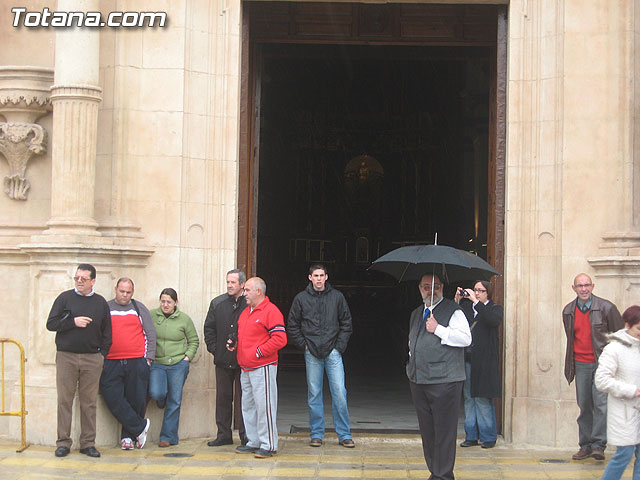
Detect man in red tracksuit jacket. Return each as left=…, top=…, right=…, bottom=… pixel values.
left=232, top=277, right=287, bottom=459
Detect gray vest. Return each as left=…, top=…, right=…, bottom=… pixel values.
left=406, top=298, right=466, bottom=384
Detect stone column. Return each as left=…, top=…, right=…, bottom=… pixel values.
left=44, top=0, right=102, bottom=236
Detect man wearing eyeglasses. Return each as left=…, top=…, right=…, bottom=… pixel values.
left=407, top=273, right=471, bottom=480
left=46, top=263, right=112, bottom=459
left=203, top=269, right=248, bottom=447
left=563, top=273, right=623, bottom=461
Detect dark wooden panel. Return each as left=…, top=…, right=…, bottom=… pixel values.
left=250, top=3, right=291, bottom=37
left=358, top=4, right=395, bottom=37
left=295, top=3, right=352, bottom=15
left=463, top=23, right=497, bottom=42
left=399, top=4, right=462, bottom=17
left=251, top=20, right=291, bottom=37
left=401, top=21, right=461, bottom=41
left=295, top=17, right=354, bottom=37
left=248, top=2, right=497, bottom=46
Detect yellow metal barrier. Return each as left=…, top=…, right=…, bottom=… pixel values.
left=0, top=338, right=29, bottom=452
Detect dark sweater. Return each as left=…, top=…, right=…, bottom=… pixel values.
left=46, top=289, right=112, bottom=356
left=203, top=293, right=247, bottom=369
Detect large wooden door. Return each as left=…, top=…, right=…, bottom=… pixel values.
left=239, top=2, right=504, bottom=280
left=237, top=1, right=507, bottom=431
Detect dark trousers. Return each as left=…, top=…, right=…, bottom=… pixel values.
left=100, top=357, right=149, bottom=440
left=215, top=365, right=246, bottom=441
left=410, top=380, right=464, bottom=480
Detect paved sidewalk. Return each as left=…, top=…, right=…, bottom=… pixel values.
left=0, top=434, right=620, bottom=479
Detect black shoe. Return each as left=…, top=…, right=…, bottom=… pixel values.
left=235, top=445, right=258, bottom=454
left=481, top=441, right=496, bottom=449
left=79, top=446, right=101, bottom=458
left=254, top=448, right=276, bottom=458
left=460, top=440, right=479, bottom=447
left=207, top=437, right=233, bottom=447
left=54, top=446, right=70, bottom=457
left=339, top=438, right=355, bottom=448
left=309, top=438, right=323, bottom=447
left=240, top=435, right=249, bottom=446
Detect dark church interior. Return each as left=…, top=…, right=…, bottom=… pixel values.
left=253, top=43, right=491, bottom=431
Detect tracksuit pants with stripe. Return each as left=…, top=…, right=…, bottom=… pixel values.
left=240, top=364, right=278, bottom=452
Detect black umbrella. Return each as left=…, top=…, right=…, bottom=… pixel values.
left=368, top=244, right=500, bottom=284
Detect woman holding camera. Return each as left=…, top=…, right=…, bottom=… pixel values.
left=456, top=280, right=503, bottom=449
left=149, top=288, right=199, bottom=447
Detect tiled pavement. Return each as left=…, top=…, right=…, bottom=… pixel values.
left=0, top=434, right=624, bottom=479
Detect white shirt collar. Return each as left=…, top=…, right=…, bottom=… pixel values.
left=74, top=288, right=95, bottom=297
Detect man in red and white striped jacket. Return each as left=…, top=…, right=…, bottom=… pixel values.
left=100, top=278, right=155, bottom=450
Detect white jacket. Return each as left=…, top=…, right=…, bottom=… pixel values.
left=595, top=328, right=640, bottom=447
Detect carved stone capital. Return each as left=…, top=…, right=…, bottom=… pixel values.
left=0, top=122, right=46, bottom=200
left=0, top=67, right=53, bottom=200
left=0, top=66, right=54, bottom=123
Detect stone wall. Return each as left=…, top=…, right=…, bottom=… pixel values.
left=504, top=0, right=640, bottom=446
left=0, top=0, right=242, bottom=446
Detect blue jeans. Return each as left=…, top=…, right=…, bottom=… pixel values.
left=463, top=362, right=497, bottom=443
left=305, top=348, right=351, bottom=441
left=575, top=360, right=607, bottom=450
left=149, top=360, right=189, bottom=444
left=601, top=445, right=640, bottom=480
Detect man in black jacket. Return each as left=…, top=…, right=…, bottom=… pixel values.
left=46, top=263, right=112, bottom=459
left=287, top=264, right=354, bottom=448
left=203, top=269, right=248, bottom=446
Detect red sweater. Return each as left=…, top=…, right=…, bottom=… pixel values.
left=237, top=296, right=287, bottom=371
left=573, top=307, right=595, bottom=363
left=107, top=307, right=146, bottom=360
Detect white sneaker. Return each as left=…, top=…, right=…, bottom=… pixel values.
left=136, top=419, right=150, bottom=449
left=121, top=438, right=134, bottom=450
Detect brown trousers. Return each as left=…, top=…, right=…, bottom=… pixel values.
left=55, top=351, right=104, bottom=449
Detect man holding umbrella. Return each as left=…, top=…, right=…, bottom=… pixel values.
left=407, top=273, right=471, bottom=480
left=370, top=241, right=496, bottom=478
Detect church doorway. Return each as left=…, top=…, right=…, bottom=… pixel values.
left=238, top=2, right=506, bottom=434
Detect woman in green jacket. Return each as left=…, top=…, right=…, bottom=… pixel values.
left=149, top=288, right=199, bottom=447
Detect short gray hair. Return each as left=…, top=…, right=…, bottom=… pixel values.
left=227, top=269, right=246, bottom=284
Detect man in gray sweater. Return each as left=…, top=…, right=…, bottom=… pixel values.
left=100, top=277, right=155, bottom=450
